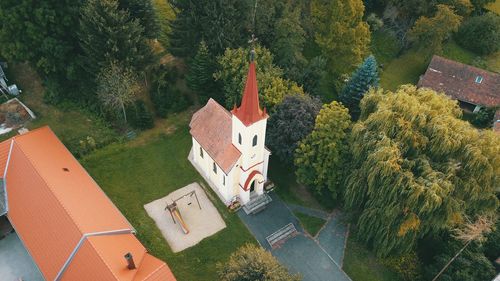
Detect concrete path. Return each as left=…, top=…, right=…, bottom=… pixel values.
left=238, top=192, right=351, bottom=281
left=317, top=211, right=349, bottom=266
left=0, top=232, right=44, bottom=281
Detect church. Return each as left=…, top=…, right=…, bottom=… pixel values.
left=188, top=57, right=270, bottom=206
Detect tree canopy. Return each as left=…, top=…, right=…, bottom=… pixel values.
left=340, top=55, right=379, bottom=119
left=456, top=12, right=500, bottom=55
left=295, top=101, right=351, bottom=201
left=311, top=0, right=371, bottom=77
left=267, top=94, right=322, bottom=164
left=168, top=0, right=251, bottom=58
left=217, top=244, right=300, bottom=281
left=79, top=0, right=154, bottom=79
left=409, top=4, right=462, bottom=53
left=214, top=45, right=304, bottom=109
left=344, top=85, right=499, bottom=257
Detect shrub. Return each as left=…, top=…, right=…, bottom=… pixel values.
left=367, top=13, right=384, bottom=31
left=382, top=252, right=424, bottom=281
left=472, top=107, right=495, bottom=128
left=150, top=64, right=191, bottom=117
left=456, top=13, right=500, bottom=55
left=127, top=100, right=154, bottom=130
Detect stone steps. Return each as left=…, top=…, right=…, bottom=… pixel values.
left=243, top=193, right=272, bottom=215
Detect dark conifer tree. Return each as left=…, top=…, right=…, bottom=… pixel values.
left=118, top=0, right=160, bottom=39
left=186, top=41, right=217, bottom=103
left=79, top=0, right=154, bottom=79
left=339, top=55, right=379, bottom=119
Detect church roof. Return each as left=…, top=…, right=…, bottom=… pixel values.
left=190, top=99, right=241, bottom=174
left=231, top=62, right=268, bottom=126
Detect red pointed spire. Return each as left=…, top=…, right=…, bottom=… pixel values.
left=232, top=62, right=268, bottom=126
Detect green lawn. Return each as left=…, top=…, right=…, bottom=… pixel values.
left=80, top=112, right=256, bottom=281
left=293, top=211, right=326, bottom=237
left=344, top=235, right=402, bottom=281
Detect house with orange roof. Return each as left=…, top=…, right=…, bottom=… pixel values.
left=0, top=126, right=176, bottom=281
left=189, top=54, right=271, bottom=210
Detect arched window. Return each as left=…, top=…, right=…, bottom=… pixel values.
left=252, top=135, right=257, bottom=147
left=213, top=162, right=217, bottom=174
left=199, top=147, right=204, bottom=158
left=238, top=133, right=242, bottom=144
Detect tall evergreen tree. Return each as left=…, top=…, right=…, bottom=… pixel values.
left=340, top=55, right=379, bottom=119
left=186, top=41, right=217, bottom=103
left=294, top=101, right=351, bottom=201
left=271, top=5, right=307, bottom=82
left=79, top=0, right=154, bottom=79
left=168, top=0, right=251, bottom=58
left=344, top=85, right=499, bottom=257
left=311, top=0, right=371, bottom=78
left=118, top=0, right=160, bottom=39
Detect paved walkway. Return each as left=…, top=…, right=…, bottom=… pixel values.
left=0, top=232, right=44, bottom=281
left=238, top=192, right=351, bottom=281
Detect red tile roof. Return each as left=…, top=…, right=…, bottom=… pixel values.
left=0, top=126, right=175, bottom=281
left=190, top=99, right=241, bottom=174
left=231, top=62, right=268, bottom=126
left=418, top=55, right=500, bottom=107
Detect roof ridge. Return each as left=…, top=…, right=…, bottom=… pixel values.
left=86, top=235, right=121, bottom=281
left=208, top=98, right=232, bottom=117
left=136, top=257, right=167, bottom=281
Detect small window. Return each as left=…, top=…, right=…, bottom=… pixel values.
left=252, top=135, right=257, bottom=147
left=475, top=75, right=483, bottom=84
left=223, top=175, right=225, bottom=186
left=199, top=147, right=204, bottom=158
left=213, top=162, right=217, bottom=174
left=238, top=133, right=242, bottom=144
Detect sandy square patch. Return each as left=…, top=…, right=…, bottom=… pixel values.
left=144, top=182, right=226, bottom=253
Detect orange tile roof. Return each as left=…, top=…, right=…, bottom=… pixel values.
left=231, top=62, right=268, bottom=126
left=190, top=99, right=241, bottom=173
left=0, top=126, right=175, bottom=281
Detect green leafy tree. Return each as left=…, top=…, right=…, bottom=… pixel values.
left=217, top=244, right=301, bottom=281
left=299, top=56, right=327, bottom=98
left=127, top=100, right=154, bottom=130
left=214, top=45, right=304, bottom=109
left=456, top=13, right=500, bottom=55
left=311, top=0, right=371, bottom=77
left=0, top=0, right=84, bottom=100
left=340, top=55, right=379, bottom=119
left=483, top=216, right=500, bottom=261
left=186, top=41, right=217, bottom=103
left=79, top=0, right=154, bottom=79
left=344, top=85, right=500, bottom=257
left=168, top=0, right=251, bottom=57
left=267, top=94, right=322, bottom=164
left=150, top=65, right=189, bottom=117
left=271, top=5, right=307, bottom=81
left=470, top=0, right=495, bottom=12
left=295, top=101, right=351, bottom=201
left=96, top=62, right=139, bottom=124
left=118, top=0, right=160, bottom=39
left=409, top=5, right=462, bottom=53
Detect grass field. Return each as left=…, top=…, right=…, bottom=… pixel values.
left=344, top=235, right=402, bottom=281
left=80, top=112, right=256, bottom=281
left=293, top=211, right=326, bottom=237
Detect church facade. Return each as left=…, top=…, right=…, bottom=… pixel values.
left=188, top=60, right=270, bottom=205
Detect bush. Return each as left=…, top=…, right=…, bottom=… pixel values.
left=367, top=13, right=384, bottom=31
left=150, top=64, right=191, bottom=117
left=472, top=107, right=495, bottom=128
left=456, top=13, right=500, bottom=55
left=382, top=252, right=424, bottom=281
left=127, top=100, right=154, bottom=130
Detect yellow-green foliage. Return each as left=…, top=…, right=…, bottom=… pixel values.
left=215, top=45, right=304, bottom=109
left=217, top=244, right=301, bottom=281
left=311, top=0, right=370, bottom=77
left=295, top=101, right=351, bottom=200
left=409, top=4, right=462, bottom=53
left=345, top=85, right=499, bottom=257
left=382, top=252, right=423, bottom=281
